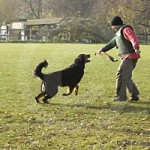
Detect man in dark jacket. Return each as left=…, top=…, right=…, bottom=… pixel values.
left=95, top=16, right=141, bottom=101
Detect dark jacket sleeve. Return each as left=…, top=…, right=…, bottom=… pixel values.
left=101, top=37, right=117, bottom=52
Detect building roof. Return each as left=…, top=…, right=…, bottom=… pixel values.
left=25, top=17, right=64, bottom=26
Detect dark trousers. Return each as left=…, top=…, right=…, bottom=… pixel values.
left=116, top=59, right=140, bottom=99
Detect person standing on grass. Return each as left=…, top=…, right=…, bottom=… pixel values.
left=95, top=16, right=141, bottom=101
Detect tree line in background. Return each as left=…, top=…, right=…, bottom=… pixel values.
left=0, top=0, right=149, bottom=42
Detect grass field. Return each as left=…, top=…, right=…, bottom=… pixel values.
left=0, top=43, right=150, bottom=150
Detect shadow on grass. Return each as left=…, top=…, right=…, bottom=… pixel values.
left=109, top=104, right=150, bottom=114
left=47, top=101, right=150, bottom=114
left=136, top=101, right=150, bottom=105
left=49, top=102, right=109, bottom=110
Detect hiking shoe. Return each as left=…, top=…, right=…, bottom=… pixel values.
left=112, top=97, right=127, bottom=101
left=130, top=96, right=139, bottom=101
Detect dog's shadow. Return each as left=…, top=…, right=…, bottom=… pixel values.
left=42, top=101, right=150, bottom=114
left=40, top=101, right=108, bottom=110
left=50, top=102, right=108, bottom=110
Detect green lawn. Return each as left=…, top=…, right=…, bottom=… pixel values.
left=0, top=43, right=150, bottom=150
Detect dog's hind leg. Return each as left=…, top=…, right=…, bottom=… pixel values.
left=74, top=85, right=79, bottom=96
left=43, top=95, right=51, bottom=104
left=43, top=88, right=58, bottom=103
left=42, top=88, right=58, bottom=103
left=35, top=92, right=46, bottom=103
left=62, top=86, right=74, bottom=96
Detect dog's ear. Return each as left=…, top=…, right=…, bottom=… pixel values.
left=77, top=54, right=84, bottom=61
left=74, top=55, right=84, bottom=66
left=75, top=55, right=82, bottom=62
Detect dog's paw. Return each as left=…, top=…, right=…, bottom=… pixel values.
left=62, top=93, right=70, bottom=96
left=35, top=97, right=40, bottom=103
left=43, top=101, right=49, bottom=104
left=43, top=99, right=49, bottom=104
left=62, top=93, right=67, bottom=96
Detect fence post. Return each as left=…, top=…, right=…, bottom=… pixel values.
left=144, top=30, right=148, bottom=43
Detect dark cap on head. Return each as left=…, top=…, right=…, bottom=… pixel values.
left=111, top=16, right=123, bottom=26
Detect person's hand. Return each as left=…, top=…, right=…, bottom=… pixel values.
left=95, top=50, right=118, bottom=62
left=95, top=50, right=102, bottom=55
left=135, top=49, right=141, bottom=54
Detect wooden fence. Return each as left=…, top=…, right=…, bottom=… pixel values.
left=0, top=29, right=26, bottom=41
left=0, top=29, right=150, bottom=43
left=138, top=31, right=150, bottom=43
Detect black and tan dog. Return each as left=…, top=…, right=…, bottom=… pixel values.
left=33, top=54, right=90, bottom=103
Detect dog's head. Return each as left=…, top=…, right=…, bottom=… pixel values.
left=74, top=54, right=90, bottom=68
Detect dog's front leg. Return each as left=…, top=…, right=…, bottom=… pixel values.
left=62, top=86, right=74, bottom=96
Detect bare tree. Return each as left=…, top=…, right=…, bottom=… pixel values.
left=0, top=0, right=19, bottom=25
left=49, top=0, right=97, bottom=18
left=28, top=0, right=42, bottom=18
left=20, top=0, right=53, bottom=19
left=135, top=0, right=150, bottom=29
left=99, top=0, right=150, bottom=32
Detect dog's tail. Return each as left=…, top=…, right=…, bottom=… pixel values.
left=33, top=60, right=48, bottom=80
